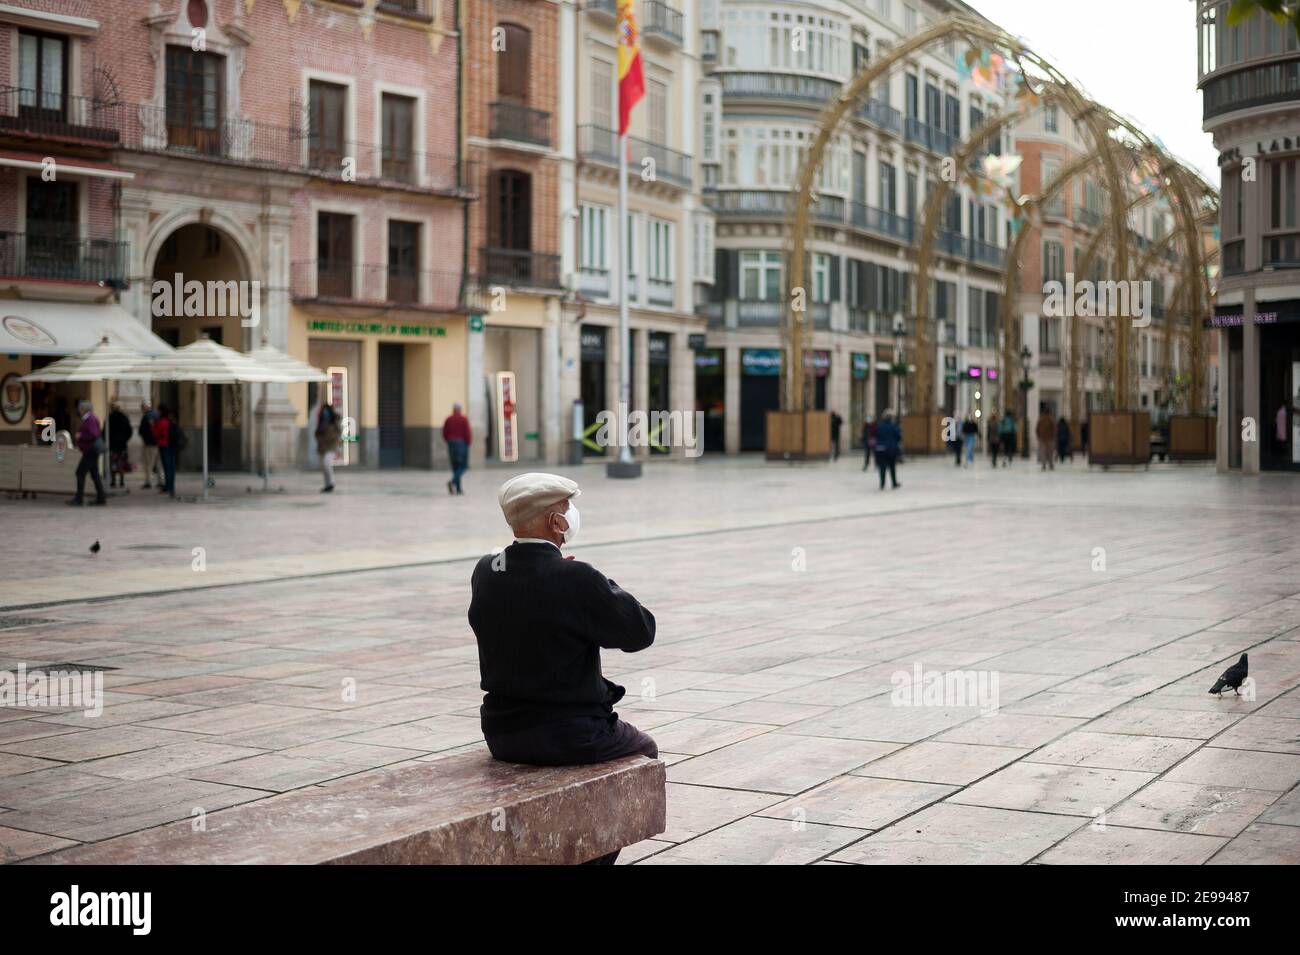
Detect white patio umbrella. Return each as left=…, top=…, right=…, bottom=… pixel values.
left=21, top=336, right=165, bottom=486
left=248, top=340, right=329, bottom=492
left=122, top=336, right=291, bottom=501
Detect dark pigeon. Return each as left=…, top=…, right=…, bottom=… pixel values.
left=89, top=540, right=100, bottom=556
left=1209, top=653, right=1248, bottom=696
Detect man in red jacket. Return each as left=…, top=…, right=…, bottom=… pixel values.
left=442, top=402, right=471, bottom=495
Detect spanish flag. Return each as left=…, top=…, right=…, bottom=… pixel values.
left=617, top=0, right=644, bottom=137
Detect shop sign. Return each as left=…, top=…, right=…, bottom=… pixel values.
left=688, top=333, right=707, bottom=351
left=742, top=348, right=781, bottom=376
left=805, top=349, right=831, bottom=378
left=852, top=353, right=870, bottom=380
left=695, top=349, right=722, bottom=374
left=1, top=373, right=28, bottom=424
left=307, top=319, right=446, bottom=338
left=1208, top=311, right=1279, bottom=328
left=581, top=327, right=606, bottom=360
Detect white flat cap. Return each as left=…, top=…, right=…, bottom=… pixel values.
left=498, top=472, right=580, bottom=526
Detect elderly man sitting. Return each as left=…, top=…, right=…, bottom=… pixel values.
left=469, top=473, right=658, bottom=779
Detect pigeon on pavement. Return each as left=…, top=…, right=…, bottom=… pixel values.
left=89, top=540, right=100, bottom=557
left=1208, top=653, right=1248, bottom=696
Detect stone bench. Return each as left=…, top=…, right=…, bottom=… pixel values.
left=31, top=751, right=666, bottom=865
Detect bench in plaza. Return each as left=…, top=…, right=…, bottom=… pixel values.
left=32, top=750, right=666, bottom=865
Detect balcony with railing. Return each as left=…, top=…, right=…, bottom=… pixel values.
left=489, top=102, right=552, bottom=148
left=859, top=99, right=901, bottom=134
left=300, top=138, right=475, bottom=194
left=0, top=231, right=127, bottom=286
left=577, top=267, right=611, bottom=298
left=937, top=230, right=965, bottom=256
left=578, top=124, right=692, bottom=187
left=904, top=117, right=954, bottom=153
left=967, top=238, right=1005, bottom=267
left=478, top=247, right=563, bottom=289
left=719, top=72, right=842, bottom=105
left=0, top=88, right=120, bottom=146
left=291, top=261, right=463, bottom=308
left=1076, top=206, right=1102, bottom=229
left=586, top=0, right=617, bottom=16
left=736, top=300, right=829, bottom=328
left=849, top=202, right=912, bottom=243
left=642, top=0, right=684, bottom=46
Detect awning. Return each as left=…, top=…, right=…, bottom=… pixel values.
left=0, top=149, right=133, bottom=181
left=0, top=301, right=172, bottom=357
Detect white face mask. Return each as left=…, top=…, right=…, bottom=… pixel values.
left=558, top=503, right=580, bottom=545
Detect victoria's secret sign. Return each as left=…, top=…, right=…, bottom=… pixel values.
left=1209, top=311, right=1279, bottom=327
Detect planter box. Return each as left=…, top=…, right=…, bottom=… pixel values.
left=1089, top=411, right=1151, bottom=466
left=900, top=413, right=947, bottom=454
left=1168, top=415, right=1216, bottom=461
left=765, top=410, right=832, bottom=460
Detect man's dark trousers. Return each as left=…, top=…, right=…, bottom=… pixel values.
left=486, top=714, right=658, bottom=864
left=74, top=450, right=106, bottom=503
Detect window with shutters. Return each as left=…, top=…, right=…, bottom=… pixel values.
left=812, top=254, right=830, bottom=304
left=591, top=57, right=614, bottom=129
left=580, top=204, right=609, bottom=271
left=387, top=220, right=420, bottom=303
left=1042, top=239, right=1065, bottom=286
left=701, top=91, right=717, bottom=161
left=167, top=46, right=225, bottom=154
left=649, top=79, right=668, bottom=144
left=317, top=212, right=354, bottom=298
left=490, top=170, right=532, bottom=250
left=497, top=24, right=531, bottom=104
left=381, top=93, right=415, bottom=183
left=308, top=79, right=347, bottom=170
left=693, top=215, right=715, bottom=283
left=879, top=161, right=896, bottom=213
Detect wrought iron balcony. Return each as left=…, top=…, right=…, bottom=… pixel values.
left=1076, top=206, right=1102, bottom=229
left=578, top=124, right=692, bottom=187
left=904, top=117, right=954, bottom=154
left=478, top=247, right=563, bottom=290
left=0, top=231, right=126, bottom=285
left=0, top=87, right=120, bottom=145
left=586, top=0, right=617, bottom=16
left=577, top=267, right=611, bottom=298
left=937, top=230, right=965, bottom=256
left=489, top=101, right=552, bottom=148
left=849, top=202, right=913, bottom=242
left=967, top=238, right=1005, bottom=267
left=642, top=0, right=684, bottom=45
left=859, top=99, right=901, bottom=134
left=290, top=261, right=463, bottom=308
left=647, top=277, right=675, bottom=307
left=718, top=72, right=840, bottom=105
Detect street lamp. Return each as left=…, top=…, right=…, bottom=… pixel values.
left=1019, top=344, right=1033, bottom=459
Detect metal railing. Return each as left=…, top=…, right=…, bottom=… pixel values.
left=0, top=231, right=127, bottom=284
left=578, top=124, right=692, bottom=187
left=0, top=87, right=120, bottom=144
left=490, top=102, right=552, bottom=147
left=1076, top=206, right=1102, bottom=229
left=642, top=0, right=684, bottom=45
left=647, top=277, right=675, bottom=306
left=577, top=267, right=610, bottom=297
left=849, top=202, right=912, bottom=242
left=290, top=260, right=463, bottom=308
left=859, top=99, right=901, bottom=134
left=904, top=117, right=954, bottom=153
left=478, top=247, right=563, bottom=289
left=586, top=0, right=617, bottom=15
left=719, top=72, right=841, bottom=104
left=967, top=238, right=1004, bottom=267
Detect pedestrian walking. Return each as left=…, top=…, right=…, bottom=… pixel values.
left=874, top=410, right=902, bottom=490
left=1056, top=416, right=1073, bottom=463
left=138, top=399, right=162, bottom=488
left=443, top=402, right=471, bottom=495
left=998, top=410, right=1017, bottom=465
left=987, top=411, right=1001, bottom=467
left=154, top=402, right=178, bottom=498
left=961, top=415, right=978, bottom=467
left=861, top=414, right=876, bottom=471
left=108, top=402, right=132, bottom=488
left=315, top=398, right=342, bottom=493
left=67, top=399, right=107, bottom=506
left=1035, top=404, right=1056, bottom=470
left=830, top=411, right=843, bottom=461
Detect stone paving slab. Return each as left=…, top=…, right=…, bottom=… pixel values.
left=3, top=456, right=1300, bottom=863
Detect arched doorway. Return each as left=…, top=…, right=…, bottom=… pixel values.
left=148, top=221, right=254, bottom=471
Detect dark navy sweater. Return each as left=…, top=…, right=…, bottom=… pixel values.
left=468, top=542, right=656, bottom=735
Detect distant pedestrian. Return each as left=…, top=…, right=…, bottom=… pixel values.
left=443, top=402, right=471, bottom=495
left=998, top=411, right=1017, bottom=465
left=961, top=415, right=978, bottom=466
left=862, top=414, right=876, bottom=471
left=108, top=402, right=132, bottom=488
left=1056, top=416, right=1073, bottom=463
left=68, top=399, right=107, bottom=506
left=830, top=411, right=843, bottom=461
left=1035, top=404, right=1056, bottom=470
left=138, top=399, right=161, bottom=488
left=315, top=398, right=342, bottom=493
left=154, top=402, right=177, bottom=498
left=874, top=410, right=902, bottom=490
left=1081, top=418, right=1090, bottom=458
left=987, top=412, right=1000, bottom=466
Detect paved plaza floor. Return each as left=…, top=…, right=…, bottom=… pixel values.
left=1, top=453, right=1298, bottom=864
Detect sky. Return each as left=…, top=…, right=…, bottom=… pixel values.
left=969, top=0, right=1219, bottom=183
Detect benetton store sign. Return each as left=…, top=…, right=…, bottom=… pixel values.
left=307, top=319, right=447, bottom=337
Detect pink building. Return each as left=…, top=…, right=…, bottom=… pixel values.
left=0, top=0, right=470, bottom=471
